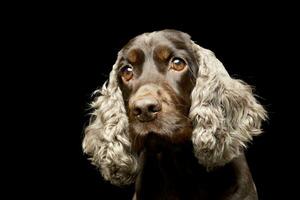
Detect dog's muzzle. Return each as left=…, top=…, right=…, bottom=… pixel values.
left=129, top=84, right=162, bottom=122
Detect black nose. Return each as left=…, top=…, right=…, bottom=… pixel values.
left=132, top=97, right=161, bottom=122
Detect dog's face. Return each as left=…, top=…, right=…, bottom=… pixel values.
left=117, top=31, right=198, bottom=152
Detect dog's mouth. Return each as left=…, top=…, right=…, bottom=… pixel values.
left=129, top=118, right=193, bottom=153
left=131, top=131, right=177, bottom=155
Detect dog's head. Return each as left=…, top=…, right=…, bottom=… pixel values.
left=118, top=31, right=197, bottom=153
left=82, top=30, right=267, bottom=186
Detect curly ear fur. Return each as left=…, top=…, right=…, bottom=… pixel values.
left=189, top=42, right=267, bottom=169
left=82, top=52, right=138, bottom=186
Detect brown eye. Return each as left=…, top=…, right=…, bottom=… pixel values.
left=170, top=57, right=187, bottom=71
left=120, top=65, right=133, bottom=81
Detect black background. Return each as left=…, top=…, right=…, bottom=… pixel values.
left=10, top=3, right=298, bottom=200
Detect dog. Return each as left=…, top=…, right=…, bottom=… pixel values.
left=83, top=30, right=267, bottom=200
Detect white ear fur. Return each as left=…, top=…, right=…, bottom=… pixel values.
left=82, top=53, right=138, bottom=186
left=189, top=42, right=267, bottom=169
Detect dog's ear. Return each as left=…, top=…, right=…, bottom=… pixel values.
left=82, top=52, right=138, bottom=186
left=189, top=42, right=267, bottom=169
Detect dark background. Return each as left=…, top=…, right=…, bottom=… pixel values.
left=10, top=3, right=298, bottom=200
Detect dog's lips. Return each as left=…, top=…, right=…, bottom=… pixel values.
left=130, top=120, right=161, bottom=134
left=129, top=119, right=192, bottom=154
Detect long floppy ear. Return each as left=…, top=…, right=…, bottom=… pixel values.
left=189, top=42, right=267, bottom=169
left=82, top=52, right=138, bottom=186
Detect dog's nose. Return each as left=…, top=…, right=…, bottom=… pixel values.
left=132, top=97, right=161, bottom=122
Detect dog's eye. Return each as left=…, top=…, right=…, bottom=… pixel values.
left=170, top=57, right=186, bottom=71
left=120, top=65, right=133, bottom=81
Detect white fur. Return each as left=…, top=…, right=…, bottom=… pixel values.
left=82, top=53, right=138, bottom=185
left=189, top=42, right=267, bottom=169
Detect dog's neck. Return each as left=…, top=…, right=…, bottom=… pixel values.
left=133, top=134, right=257, bottom=200
left=135, top=138, right=196, bottom=200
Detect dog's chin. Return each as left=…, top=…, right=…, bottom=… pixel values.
left=129, top=119, right=193, bottom=153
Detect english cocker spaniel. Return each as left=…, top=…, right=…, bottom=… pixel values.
left=83, top=30, right=267, bottom=200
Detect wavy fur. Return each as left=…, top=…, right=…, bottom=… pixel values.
left=189, top=42, right=267, bottom=168
left=82, top=53, right=138, bottom=186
